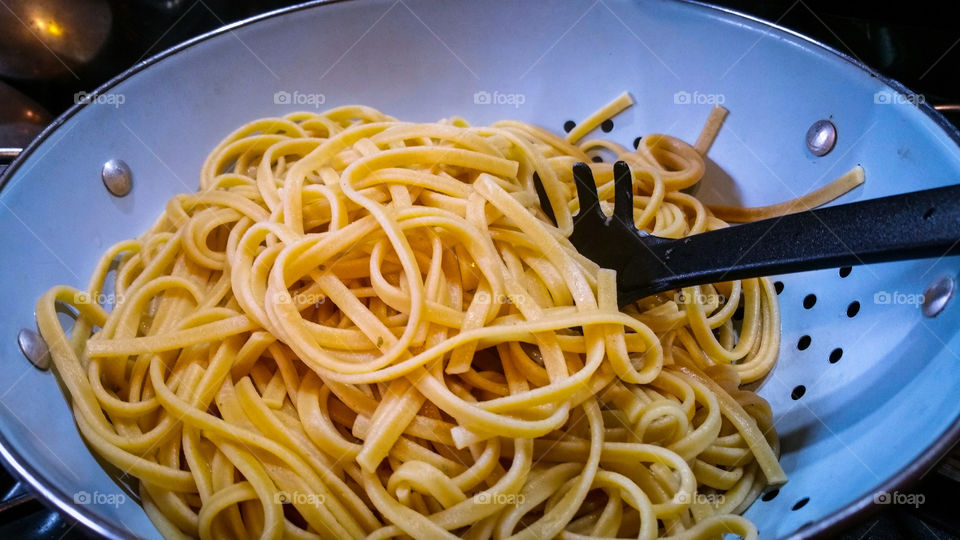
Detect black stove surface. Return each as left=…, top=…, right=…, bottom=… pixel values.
left=1, top=1, right=958, bottom=539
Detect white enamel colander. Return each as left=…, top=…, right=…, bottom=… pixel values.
left=1, top=1, right=959, bottom=538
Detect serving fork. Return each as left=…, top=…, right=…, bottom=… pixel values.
left=533, top=161, right=960, bottom=307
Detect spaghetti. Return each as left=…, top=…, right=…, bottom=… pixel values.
left=37, top=94, right=859, bottom=539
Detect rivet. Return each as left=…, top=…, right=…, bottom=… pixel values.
left=806, top=119, right=837, bottom=157
left=101, top=159, right=132, bottom=197
left=922, top=275, right=955, bottom=318
left=17, top=329, right=50, bottom=371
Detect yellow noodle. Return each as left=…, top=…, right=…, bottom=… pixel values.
left=694, top=106, right=729, bottom=156
left=32, top=98, right=865, bottom=539
left=710, top=166, right=865, bottom=222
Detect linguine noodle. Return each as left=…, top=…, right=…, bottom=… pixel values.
left=37, top=94, right=861, bottom=539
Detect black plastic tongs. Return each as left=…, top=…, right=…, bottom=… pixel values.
left=533, top=161, right=960, bottom=307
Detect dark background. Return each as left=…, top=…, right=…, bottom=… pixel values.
left=1, top=0, right=958, bottom=538
left=2, top=0, right=959, bottom=128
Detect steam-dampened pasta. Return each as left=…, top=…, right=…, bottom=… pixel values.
left=37, top=94, right=858, bottom=539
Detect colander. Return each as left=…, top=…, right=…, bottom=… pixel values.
left=1, top=1, right=959, bottom=538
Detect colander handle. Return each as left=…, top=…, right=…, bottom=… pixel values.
left=620, top=183, right=960, bottom=303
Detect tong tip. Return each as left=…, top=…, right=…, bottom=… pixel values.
left=613, top=161, right=634, bottom=223
left=572, top=162, right=603, bottom=222
left=531, top=172, right=558, bottom=227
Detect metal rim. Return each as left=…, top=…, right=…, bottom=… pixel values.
left=680, top=0, right=960, bottom=149
left=0, top=441, right=129, bottom=539
left=0, top=1, right=958, bottom=538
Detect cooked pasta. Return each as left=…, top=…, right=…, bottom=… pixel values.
left=37, top=94, right=858, bottom=539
